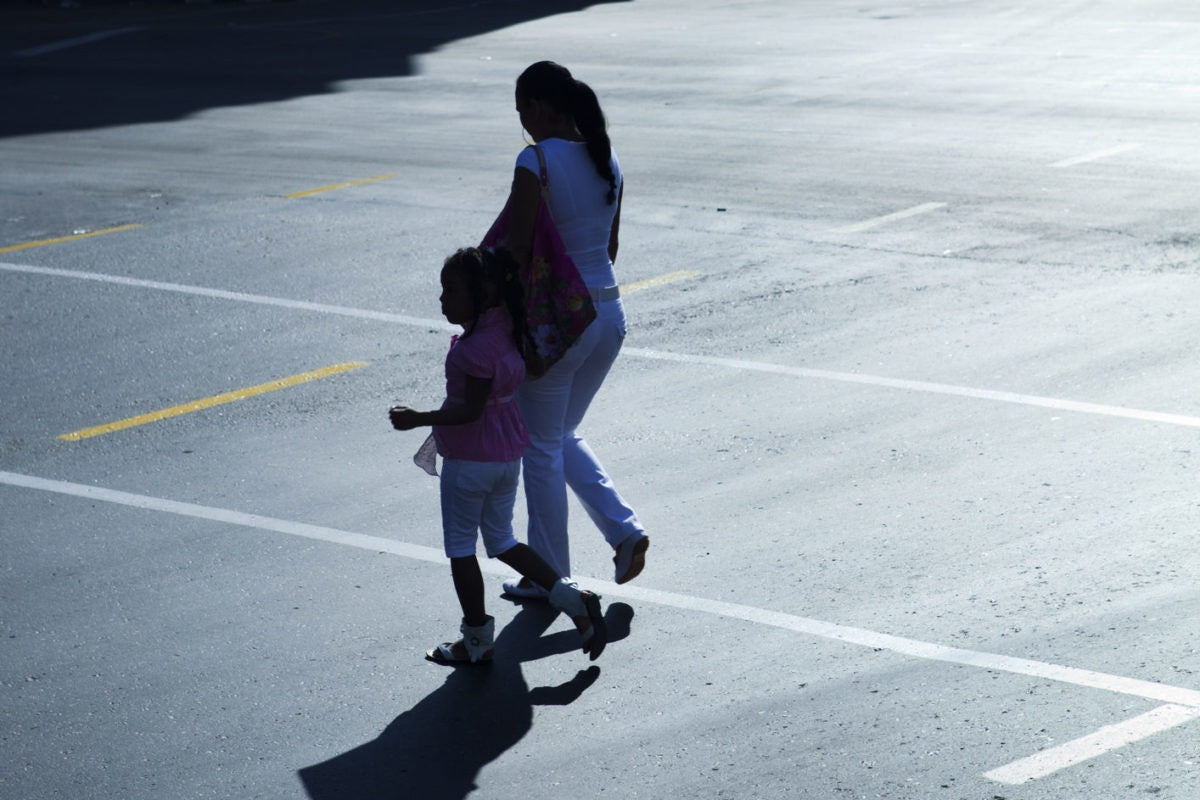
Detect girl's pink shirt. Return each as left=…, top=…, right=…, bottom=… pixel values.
left=434, top=306, right=530, bottom=462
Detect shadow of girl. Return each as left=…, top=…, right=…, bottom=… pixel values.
left=298, top=602, right=631, bottom=800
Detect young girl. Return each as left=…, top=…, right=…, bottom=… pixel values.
left=389, top=246, right=607, bottom=664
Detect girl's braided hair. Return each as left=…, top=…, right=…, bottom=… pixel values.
left=443, top=246, right=530, bottom=359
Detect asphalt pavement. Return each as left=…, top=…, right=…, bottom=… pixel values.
left=3, top=1, right=1200, bottom=798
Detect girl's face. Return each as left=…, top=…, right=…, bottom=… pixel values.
left=439, top=265, right=475, bottom=326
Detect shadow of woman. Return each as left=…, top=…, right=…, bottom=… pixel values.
left=298, top=602, right=633, bottom=800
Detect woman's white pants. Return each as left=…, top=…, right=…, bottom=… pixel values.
left=517, top=297, right=644, bottom=578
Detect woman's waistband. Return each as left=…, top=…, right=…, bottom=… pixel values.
left=589, top=285, right=620, bottom=303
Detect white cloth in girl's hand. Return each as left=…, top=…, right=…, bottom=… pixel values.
left=413, top=433, right=438, bottom=476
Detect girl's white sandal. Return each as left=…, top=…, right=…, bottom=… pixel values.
left=426, top=616, right=495, bottom=665
left=549, top=579, right=608, bottom=661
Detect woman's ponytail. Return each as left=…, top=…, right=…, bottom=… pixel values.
left=571, top=79, right=618, bottom=205
left=517, top=61, right=618, bottom=206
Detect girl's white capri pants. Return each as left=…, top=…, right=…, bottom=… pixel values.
left=439, top=458, right=521, bottom=559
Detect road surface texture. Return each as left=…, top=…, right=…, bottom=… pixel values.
left=2, top=1, right=1198, bottom=798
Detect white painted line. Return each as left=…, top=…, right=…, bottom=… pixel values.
left=984, top=703, right=1200, bottom=784
left=622, top=347, right=1200, bottom=429
left=0, top=261, right=456, bottom=333
left=7, top=260, right=1200, bottom=429
left=229, top=3, right=479, bottom=30
left=4, top=469, right=1200, bottom=710
left=15, top=27, right=144, bottom=58
left=615, top=578, right=1200, bottom=707
left=0, top=470, right=448, bottom=568
left=830, top=202, right=946, bottom=233
left=5, top=469, right=1199, bottom=782
left=1049, top=143, right=1140, bottom=168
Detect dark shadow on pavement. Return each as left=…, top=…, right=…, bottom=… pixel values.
left=0, top=0, right=629, bottom=139
left=298, top=601, right=633, bottom=800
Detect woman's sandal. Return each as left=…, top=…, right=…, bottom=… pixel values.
left=613, top=533, right=649, bottom=584
left=501, top=577, right=550, bottom=600
left=549, top=580, right=608, bottom=661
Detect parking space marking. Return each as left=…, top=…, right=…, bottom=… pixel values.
left=2, top=468, right=1198, bottom=784
left=622, top=347, right=1200, bottom=429
left=984, top=703, right=1200, bottom=784
left=0, top=224, right=142, bottom=254
left=830, top=202, right=946, bottom=233
left=14, top=27, right=143, bottom=58
left=285, top=173, right=397, bottom=198
left=0, top=262, right=457, bottom=331
left=58, top=362, right=368, bottom=441
left=7, top=260, right=1200, bottom=430
left=1050, top=143, right=1140, bottom=168
left=230, top=4, right=479, bottom=30
left=622, top=269, right=698, bottom=294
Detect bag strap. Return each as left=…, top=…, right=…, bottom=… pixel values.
left=533, top=144, right=551, bottom=199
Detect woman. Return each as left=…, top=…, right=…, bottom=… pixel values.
left=500, top=61, right=649, bottom=598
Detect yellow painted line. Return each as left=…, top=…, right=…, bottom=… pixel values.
left=286, top=173, right=397, bottom=198
left=59, top=361, right=368, bottom=441
left=623, top=270, right=698, bottom=295
left=0, top=224, right=142, bottom=254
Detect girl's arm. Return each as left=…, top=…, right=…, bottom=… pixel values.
left=504, top=166, right=541, bottom=267
left=389, top=375, right=492, bottom=430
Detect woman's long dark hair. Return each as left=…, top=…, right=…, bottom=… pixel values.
left=443, top=247, right=530, bottom=359
left=516, top=61, right=618, bottom=205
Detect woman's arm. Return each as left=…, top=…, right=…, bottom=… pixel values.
left=389, top=375, right=492, bottom=429
left=505, top=166, right=541, bottom=267
left=608, top=182, right=624, bottom=265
